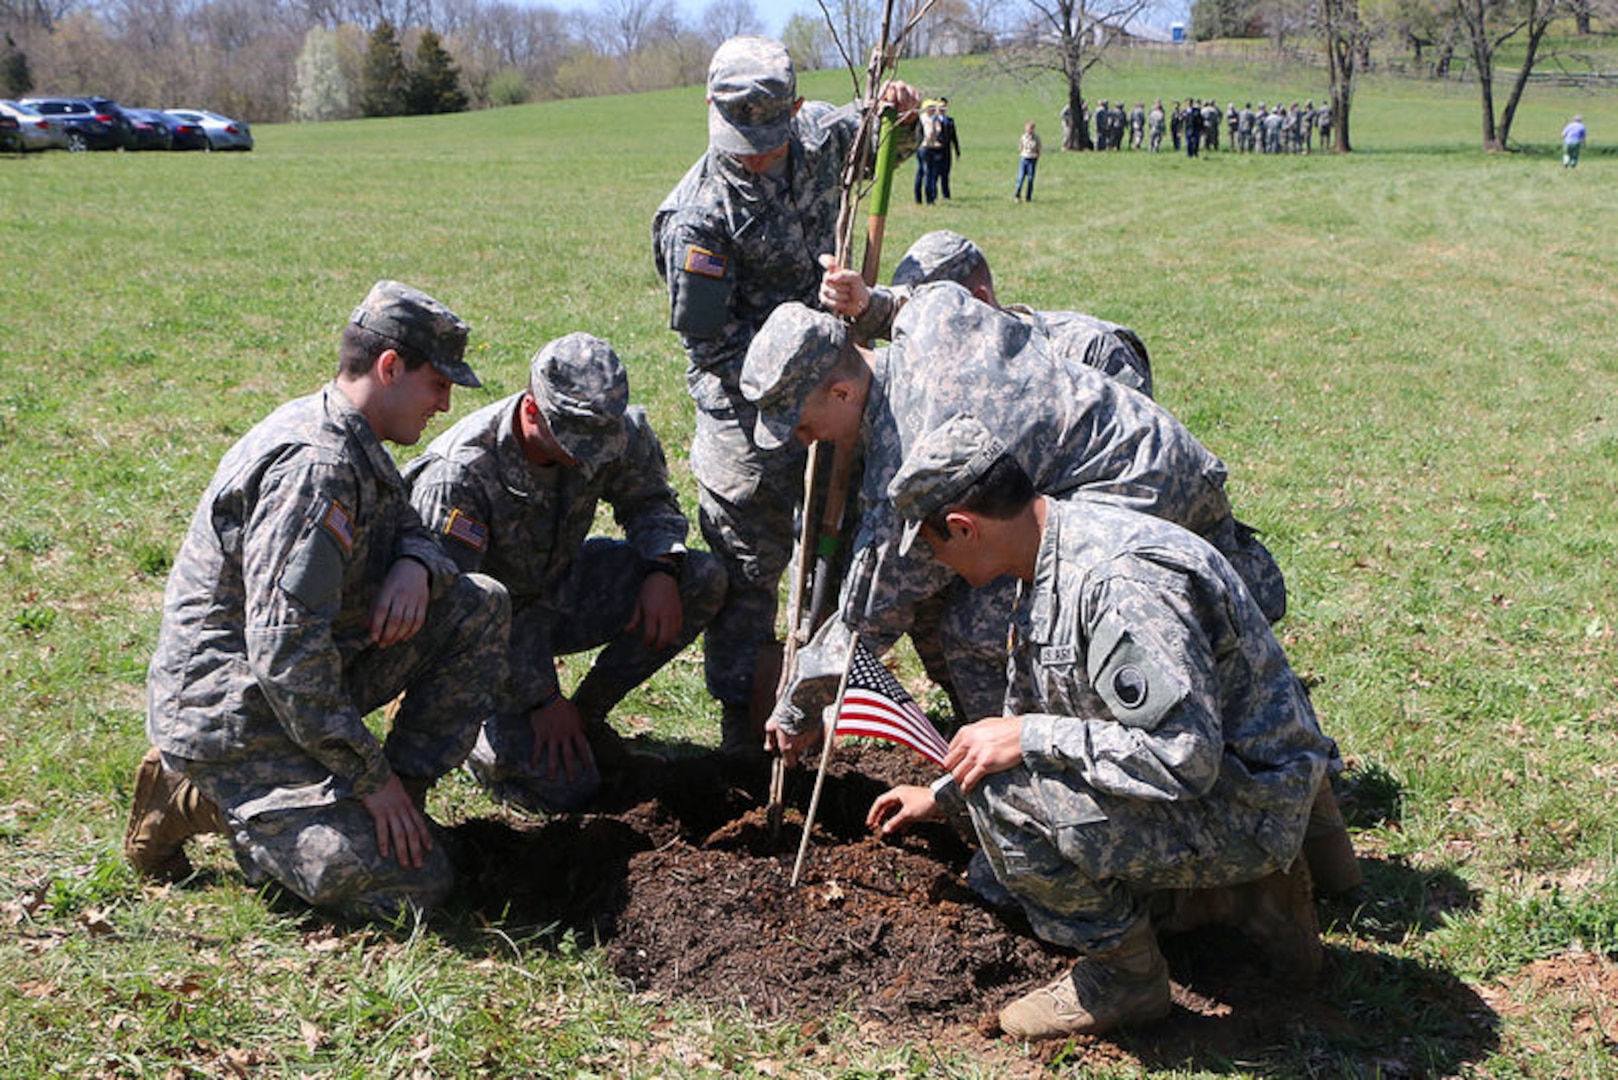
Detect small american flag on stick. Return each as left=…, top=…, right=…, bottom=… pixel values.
left=836, top=640, right=951, bottom=768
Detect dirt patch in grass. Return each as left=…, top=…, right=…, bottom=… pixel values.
left=452, top=743, right=1501, bottom=1073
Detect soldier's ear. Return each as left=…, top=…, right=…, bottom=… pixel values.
left=375, top=348, right=404, bottom=385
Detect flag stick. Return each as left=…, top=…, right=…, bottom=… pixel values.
left=789, top=632, right=862, bottom=888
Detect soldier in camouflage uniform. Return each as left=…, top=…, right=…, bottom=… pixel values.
left=126, top=281, right=510, bottom=923
left=739, top=287, right=1290, bottom=762
left=405, top=334, right=727, bottom=811
left=651, top=35, right=916, bottom=752
left=868, top=416, right=1334, bottom=1038
left=832, top=229, right=1154, bottom=399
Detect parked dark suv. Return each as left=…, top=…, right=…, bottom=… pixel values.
left=18, top=96, right=127, bottom=151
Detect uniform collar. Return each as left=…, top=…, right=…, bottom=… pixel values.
left=324, top=382, right=403, bottom=486
left=1022, top=500, right=1065, bottom=642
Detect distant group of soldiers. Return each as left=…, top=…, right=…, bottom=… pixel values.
left=1071, top=98, right=1334, bottom=156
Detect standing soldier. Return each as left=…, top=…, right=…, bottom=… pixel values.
left=1170, top=101, right=1183, bottom=151
left=1129, top=101, right=1145, bottom=150
left=1301, top=99, right=1317, bottom=153
left=652, top=35, right=917, bottom=753
left=1317, top=101, right=1333, bottom=152
left=406, top=334, right=729, bottom=809
left=1226, top=102, right=1238, bottom=149
left=1148, top=99, right=1165, bottom=152
left=1202, top=100, right=1221, bottom=151
left=1184, top=98, right=1202, bottom=157
left=1238, top=102, right=1255, bottom=153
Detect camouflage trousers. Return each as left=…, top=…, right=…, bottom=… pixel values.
left=469, top=539, right=727, bottom=812
left=690, top=404, right=805, bottom=708
left=908, top=575, right=1017, bottom=724
left=180, top=572, right=509, bottom=923
left=966, top=766, right=1310, bottom=952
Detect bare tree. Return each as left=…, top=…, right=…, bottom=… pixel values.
left=1004, top=0, right=1150, bottom=150
left=1453, top=0, right=1560, bottom=150
left=699, top=0, right=761, bottom=45
left=1320, top=0, right=1369, bottom=150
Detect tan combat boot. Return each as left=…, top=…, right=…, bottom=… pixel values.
left=124, top=748, right=227, bottom=881
left=1233, top=858, right=1323, bottom=981
left=998, top=917, right=1170, bottom=1040
left=1302, top=781, right=1363, bottom=897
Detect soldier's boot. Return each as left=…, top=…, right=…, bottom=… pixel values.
left=1232, top=858, right=1322, bottom=982
left=719, top=701, right=764, bottom=760
left=998, top=917, right=1170, bottom=1040
left=1302, top=782, right=1363, bottom=897
left=124, top=748, right=227, bottom=882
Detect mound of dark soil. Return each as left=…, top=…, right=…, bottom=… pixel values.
left=450, top=743, right=1500, bottom=1071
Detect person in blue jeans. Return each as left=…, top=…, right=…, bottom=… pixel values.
left=1014, top=121, right=1040, bottom=202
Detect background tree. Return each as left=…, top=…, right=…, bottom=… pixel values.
left=2, top=30, right=32, bottom=94
left=1454, top=0, right=1560, bottom=149
left=781, top=10, right=834, bottom=69
left=1004, top=0, right=1151, bottom=150
left=699, top=0, right=762, bottom=45
left=293, top=24, right=352, bottom=120
left=406, top=27, right=467, bottom=112
left=1321, top=0, right=1369, bottom=150
left=359, top=15, right=407, bottom=115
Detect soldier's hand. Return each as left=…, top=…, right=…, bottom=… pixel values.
left=879, top=79, right=921, bottom=123
left=530, top=696, right=591, bottom=783
left=764, top=713, right=821, bottom=769
left=867, top=784, right=941, bottom=835
left=818, top=254, right=870, bottom=319
left=371, top=557, right=430, bottom=647
left=944, top=716, right=1025, bottom=794
left=363, top=774, right=433, bottom=870
left=627, top=571, right=683, bottom=651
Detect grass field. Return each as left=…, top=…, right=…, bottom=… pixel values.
left=2, top=51, right=1617, bottom=1076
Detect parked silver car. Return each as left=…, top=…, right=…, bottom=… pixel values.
left=1, top=98, right=74, bottom=151
left=163, top=108, right=253, bottom=151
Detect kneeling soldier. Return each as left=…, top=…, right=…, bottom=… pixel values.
left=127, top=281, right=509, bottom=923
left=868, top=416, right=1336, bottom=1038
left=407, top=334, right=727, bottom=811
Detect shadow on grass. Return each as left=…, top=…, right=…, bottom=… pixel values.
left=1093, top=941, right=1501, bottom=1077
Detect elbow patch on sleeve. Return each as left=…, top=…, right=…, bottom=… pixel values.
left=279, top=499, right=350, bottom=612
left=1087, top=609, right=1186, bottom=730
left=670, top=244, right=733, bottom=338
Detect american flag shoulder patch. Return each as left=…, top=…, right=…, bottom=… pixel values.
left=320, top=499, right=355, bottom=555
left=444, top=508, right=489, bottom=551
left=683, top=245, right=727, bottom=279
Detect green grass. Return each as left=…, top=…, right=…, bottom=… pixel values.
left=3, top=52, right=1618, bottom=1075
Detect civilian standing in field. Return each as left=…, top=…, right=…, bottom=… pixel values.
left=868, top=418, right=1336, bottom=1039
left=934, top=97, right=962, bottom=199
left=405, top=333, right=726, bottom=811
left=126, top=281, right=509, bottom=923
left=652, top=35, right=918, bottom=754
left=1014, top=121, right=1040, bottom=201
left=1562, top=114, right=1586, bottom=168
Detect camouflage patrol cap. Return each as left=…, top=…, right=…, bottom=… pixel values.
left=707, top=35, right=797, bottom=155
left=350, top=280, right=479, bottom=388
left=740, top=302, right=848, bottom=452
left=529, top=332, right=629, bottom=468
left=890, top=414, right=1008, bottom=555
left=891, top=230, right=987, bottom=289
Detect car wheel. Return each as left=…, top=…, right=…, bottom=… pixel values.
left=66, top=131, right=88, bottom=152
